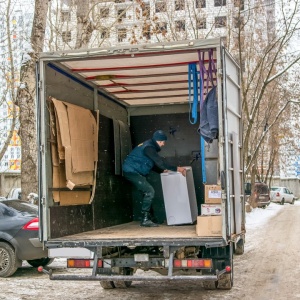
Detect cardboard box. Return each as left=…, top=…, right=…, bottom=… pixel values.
left=201, top=204, right=222, bottom=215
left=196, top=216, right=222, bottom=237
left=205, top=185, right=222, bottom=204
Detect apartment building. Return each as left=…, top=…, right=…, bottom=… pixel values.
left=0, top=0, right=33, bottom=173
left=5, top=0, right=298, bottom=181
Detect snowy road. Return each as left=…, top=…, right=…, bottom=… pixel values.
left=1, top=202, right=300, bottom=300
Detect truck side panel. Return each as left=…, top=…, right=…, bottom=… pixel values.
left=222, top=48, right=244, bottom=236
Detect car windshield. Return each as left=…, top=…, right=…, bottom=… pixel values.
left=1, top=200, right=37, bottom=215
left=270, top=187, right=280, bottom=191
left=255, top=184, right=269, bottom=194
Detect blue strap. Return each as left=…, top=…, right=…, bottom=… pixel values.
left=201, top=136, right=206, bottom=183
left=188, top=63, right=199, bottom=124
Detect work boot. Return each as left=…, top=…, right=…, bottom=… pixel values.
left=140, top=211, right=159, bottom=227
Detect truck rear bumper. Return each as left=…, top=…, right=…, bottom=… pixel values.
left=44, top=270, right=219, bottom=282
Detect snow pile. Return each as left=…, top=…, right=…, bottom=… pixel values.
left=244, top=201, right=300, bottom=252
left=246, top=200, right=300, bottom=229
left=246, top=202, right=284, bottom=229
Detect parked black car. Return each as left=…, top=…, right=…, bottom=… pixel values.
left=0, top=200, right=52, bottom=277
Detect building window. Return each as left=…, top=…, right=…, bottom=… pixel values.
left=101, top=28, right=110, bottom=39
left=18, top=16, right=23, bottom=25
left=215, top=16, right=226, bottom=28
left=175, top=0, right=185, bottom=11
left=61, top=11, right=71, bottom=22
left=214, top=0, right=226, bottom=6
left=175, top=20, right=185, bottom=32
left=142, top=3, right=150, bottom=19
left=155, top=22, right=167, bottom=34
left=234, top=0, right=244, bottom=10
left=196, top=18, right=206, bottom=29
left=117, top=28, right=127, bottom=42
left=142, top=23, right=151, bottom=40
left=196, top=0, right=206, bottom=8
left=117, top=9, right=126, bottom=22
left=155, top=1, right=167, bottom=13
left=100, top=8, right=109, bottom=18
left=62, top=31, right=72, bottom=42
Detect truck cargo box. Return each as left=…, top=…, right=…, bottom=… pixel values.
left=37, top=38, right=245, bottom=289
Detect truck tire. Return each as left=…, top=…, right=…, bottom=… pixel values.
left=113, top=280, right=132, bottom=288
left=203, top=281, right=217, bottom=290
left=100, top=281, right=115, bottom=289
left=113, top=267, right=133, bottom=288
left=0, top=242, right=21, bottom=278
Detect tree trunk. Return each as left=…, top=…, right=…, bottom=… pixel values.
left=18, top=0, right=49, bottom=200
left=75, top=0, right=94, bottom=49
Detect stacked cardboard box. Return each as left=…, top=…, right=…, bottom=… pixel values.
left=196, top=185, right=223, bottom=237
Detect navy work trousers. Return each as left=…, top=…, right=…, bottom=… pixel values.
left=123, top=172, right=154, bottom=212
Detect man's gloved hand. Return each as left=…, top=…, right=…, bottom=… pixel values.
left=177, top=166, right=186, bottom=177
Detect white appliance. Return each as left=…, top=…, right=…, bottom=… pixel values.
left=160, top=167, right=198, bottom=225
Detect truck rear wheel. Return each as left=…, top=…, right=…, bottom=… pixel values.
left=113, top=280, right=132, bottom=288
left=100, top=281, right=115, bottom=289
left=203, top=281, right=217, bottom=290
left=113, top=267, right=133, bottom=288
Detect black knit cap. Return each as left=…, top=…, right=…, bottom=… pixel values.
left=153, top=130, right=167, bottom=141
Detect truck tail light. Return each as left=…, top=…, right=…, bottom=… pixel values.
left=67, top=259, right=103, bottom=268
left=22, top=217, right=39, bottom=230
left=173, top=259, right=212, bottom=268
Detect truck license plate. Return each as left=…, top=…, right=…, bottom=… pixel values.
left=134, top=254, right=149, bottom=262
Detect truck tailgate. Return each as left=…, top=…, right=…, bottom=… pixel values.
left=46, top=222, right=225, bottom=248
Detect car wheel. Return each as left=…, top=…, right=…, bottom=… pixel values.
left=27, top=257, right=54, bottom=268
left=291, top=199, right=295, bottom=205
left=280, top=198, right=285, bottom=205
left=0, top=242, right=21, bottom=278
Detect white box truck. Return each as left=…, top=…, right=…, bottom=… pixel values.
left=37, top=38, right=245, bottom=290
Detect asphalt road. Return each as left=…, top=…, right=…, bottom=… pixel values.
left=1, top=203, right=300, bottom=300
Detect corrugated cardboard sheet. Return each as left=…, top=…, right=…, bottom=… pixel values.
left=49, top=97, right=98, bottom=205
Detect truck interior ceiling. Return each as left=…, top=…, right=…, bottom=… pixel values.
left=42, top=40, right=220, bottom=239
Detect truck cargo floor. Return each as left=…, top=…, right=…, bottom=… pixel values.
left=54, top=221, right=199, bottom=240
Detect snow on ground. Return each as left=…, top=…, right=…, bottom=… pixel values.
left=244, top=200, right=300, bottom=252
left=246, top=200, right=300, bottom=229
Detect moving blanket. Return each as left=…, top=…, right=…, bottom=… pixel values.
left=198, top=86, right=219, bottom=143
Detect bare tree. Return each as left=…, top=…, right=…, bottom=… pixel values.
left=4, top=0, right=300, bottom=199
left=18, top=0, right=49, bottom=199
left=226, top=0, right=300, bottom=185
